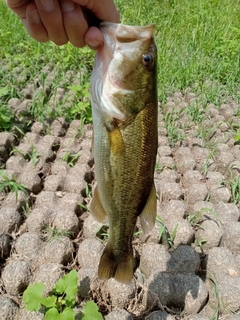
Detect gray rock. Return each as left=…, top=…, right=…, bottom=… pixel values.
left=158, top=156, right=175, bottom=168
left=139, top=243, right=170, bottom=278
left=15, top=232, right=43, bottom=260
left=219, top=103, right=235, bottom=120
left=5, top=155, right=27, bottom=172
left=2, top=190, right=29, bottom=213
left=182, top=170, right=203, bottom=189
left=35, top=191, right=58, bottom=209
left=0, top=234, right=11, bottom=259
left=223, top=316, right=240, bottom=320
left=105, top=309, right=133, bottom=320
left=77, top=238, right=104, bottom=269
left=160, top=200, right=187, bottom=223
left=64, top=174, right=87, bottom=195
left=50, top=117, right=68, bottom=137
left=195, top=219, right=224, bottom=251
left=26, top=207, right=53, bottom=232
left=44, top=174, right=65, bottom=191
left=157, top=169, right=180, bottom=183
left=52, top=209, right=80, bottom=238
left=214, top=202, right=240, bottom=227
left=0, top=296, right=18, bottom=320
left=33, top=263, right=64, bottom=294
left=210, top=185, right=231, bottom=204
left=59, top=192, right=83, bottom=216
left=206, top=171, right=224, bottom=189
left=2, top=260, right=31, bottom=295
left=78, top=267, right=98, bottom=300
left=215, top=151, right=235, bottom=174
left=205, top=247, right=240, bottom=280
left=160, top=182, right=184, bottom=203
left=43, top=236, right=73, bottom=264
left=106, top=278, right=135, bottom=308
left=19, top=169, right=42, bottom=194
left=82, top=214, right=104, bottom=239
left=158, top=146, right=172, bottom=157
left=169, top=245, right=200, bottom=273
left=189, top=315, right=209, bottom=320
left=175, top=147, right=196, bottom=174
left=222, top=222, right=240, bottom=254
left=146, top=273, right=208, bottom=315
left=167, top=219, right=194, bottom=247
left=15, top=309, right=44, bottom=320
left=51, top=160, right=69, bottom=175
left=145, top=311, right=175, bottom=320
left=187, top=183, right=209, bottom=205
left=0, top=207, right=22, bottom=233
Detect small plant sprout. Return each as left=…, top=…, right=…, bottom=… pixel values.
left=11, top=144, right=40, bottom=168
left=0, top=170, right=27, bottom=201
left=164, top=109, right=185, bottom=147
left=155, top=215, right=177, bottom=249
left=195, top=237, right=207, bottom=252
left=23, top=269, right=103, bottom=320
left=42, top=226, right=73, bottom=242
left=62, top=151, right=80, bottom=167
left=187, top=208, right=217, bottom=229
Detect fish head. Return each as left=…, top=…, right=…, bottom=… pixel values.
left=91, top=22, right=157, bottom=121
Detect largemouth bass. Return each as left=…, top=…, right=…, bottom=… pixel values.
left=89, top=22, right=158, bottom=284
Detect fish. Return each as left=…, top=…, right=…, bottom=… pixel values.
left=89, top=22, right=158, bottom=284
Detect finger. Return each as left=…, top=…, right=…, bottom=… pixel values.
left=85, top=26, right=104, bottom=50
left=60, top=0, right=88, bottom=48
left=34, top=0, right=68, bottom=45
left=73, top=0, right=120, bottom=23
left=24, top=3, right=49, bottom=42
left=6, top=0, right=29, bottom=18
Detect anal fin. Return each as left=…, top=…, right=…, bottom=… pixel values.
left=89, top=183, right=107, bottom=223
left=139, top=183, right=157, bottom=234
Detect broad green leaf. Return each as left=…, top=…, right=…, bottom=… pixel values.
left=45, top=307, right=61, bottom=320
left=53, top=270, right=78, bottom=306
left=59, top=307, right=76, bottom=320
left=40, top=295, right=56, bottom=308
left=0, top=87, right=9, bottom=98
left=23, top=283, right=45, bottom=311
left=82, top=301, right=103, bottom=320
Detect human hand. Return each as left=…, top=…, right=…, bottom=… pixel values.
left=6, top=0, right=119, bottom=49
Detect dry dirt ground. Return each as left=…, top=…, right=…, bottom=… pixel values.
left=0, top=86, right=240, bottom=320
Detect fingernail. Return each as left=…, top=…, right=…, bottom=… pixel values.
left=62, top=1, right=75, bottom=12
left=39, top=0, right=54, bottom=11
left=31, top=9, right=41, bottom=24
left=87, top=39, right=101, bottom=49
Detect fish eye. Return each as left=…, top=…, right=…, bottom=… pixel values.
left=142, top=53, right=153, bottom=67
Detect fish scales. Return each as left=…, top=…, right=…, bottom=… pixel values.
left=90, top=22, right=158, bottom=283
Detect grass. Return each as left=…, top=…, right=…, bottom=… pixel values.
left=0, top=170, right=28, bottom=201
left=0, top=0, right=240, bottom=131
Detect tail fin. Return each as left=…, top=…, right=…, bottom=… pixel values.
left=98, top=241, right=134, bottom=284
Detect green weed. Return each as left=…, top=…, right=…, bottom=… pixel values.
left=62, top=151, right=80, bottom=167
left=23, top=270, right=103, bottom=320
left=188, top=208, right=217, bottom=229
left=11, top=144, right=40, bottom=168
left=156, top=215, right=177, bottom=249
left=164, top=109, right=185, bottom=147
left=42, top=226, right=73, bottom=242
left=0, top=170, right=27, bottom=201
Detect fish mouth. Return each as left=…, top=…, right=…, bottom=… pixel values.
left=91, top=22, right=155, bottom=121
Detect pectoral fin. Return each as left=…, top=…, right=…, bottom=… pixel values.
left=106, top=119, right=125, bottom=156
left=139, top=183, right=157, bottom=234
left=89, top=184, right=107, bottom=223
